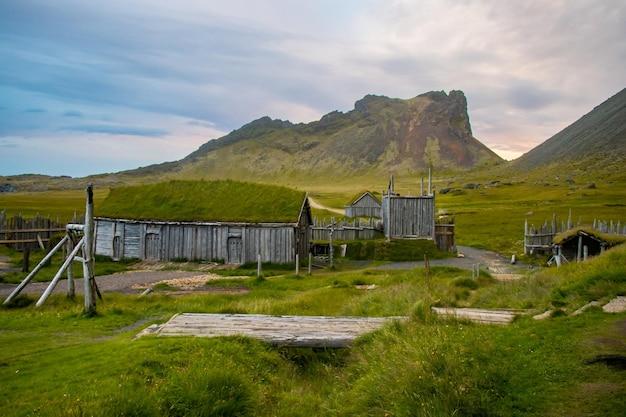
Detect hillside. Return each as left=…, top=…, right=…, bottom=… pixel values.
left=513, top=88, right=626, bottom=173
left=127, top=90, right=502, bottom=182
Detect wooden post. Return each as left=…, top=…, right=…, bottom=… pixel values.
left=257, top=253, right=262, bottom=278
left=524, top=219, right=528, bottom=255
left=567, top=208, right=572, bottom=229
left=583, top=245, right=588, bottom=261
left=576, top=234, right=582, bottom=263
left=424, top=254, right=430, bottom=293
left=556, top=246, right=562, bottom=267
left=428, top=167, right=432, bottom=195
left=83, top=185, right=96, bottom=314
left=3, top=235, right=69, bottom=305
left=36, top=238, right=84, bottom=307
left=295, top=253, right=299, bottom=275
left=22, top=247, right=30, bottom=273
left=329, top=220, right=334, bottom=269
left=420, top=176, right=424, bottom=196
left=308, top=252, right=312, bottom=275
left=66, top=237, right=75, bottom=298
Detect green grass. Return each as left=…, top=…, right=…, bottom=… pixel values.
left=0, top=245, right=625, bottom=416
left=0, top=245, right=137, bottom=284
left=98, top=180, right=306, bottom=223
left=0, top=188, right=109, bottom=221
left=342, top=238, right=450, bottom=261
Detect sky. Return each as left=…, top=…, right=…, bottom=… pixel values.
left=1, top=0, right=625, bottom=177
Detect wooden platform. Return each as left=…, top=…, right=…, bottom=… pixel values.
left=431, top=307, right=519, bottom=325
left=137, top=313, right=404, bottom=347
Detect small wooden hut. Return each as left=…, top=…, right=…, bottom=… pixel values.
left=553, top=227, right=625, bottom=262
left=381, top=175, right=435, bottom=240
left=94, top=181, right=311, bottom=265
left=345, top=192, right=381, bottom=218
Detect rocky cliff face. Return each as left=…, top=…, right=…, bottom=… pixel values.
left=163, top=90, right=501, bottom=180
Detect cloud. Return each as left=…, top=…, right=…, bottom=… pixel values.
left=63, top=124, right=168, bottom=137
left=0, top=0, right=625, bottom=173
left=62, top=110, right=83, bottom=118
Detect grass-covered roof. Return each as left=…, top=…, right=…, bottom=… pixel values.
left=97, top=180, right=307, bottom=223
left=553, top=226, right=626, bottom=246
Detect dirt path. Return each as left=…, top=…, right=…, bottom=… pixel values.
left=375, top=245, right=527, bottom=276
left=0, top=270, right=208, bottom=297
left=308, top=197, right=345, bottom=216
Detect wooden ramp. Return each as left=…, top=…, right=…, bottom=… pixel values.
left=137, top=313, right=403, bottom=347
left=431, top=307, right=518, bottom=325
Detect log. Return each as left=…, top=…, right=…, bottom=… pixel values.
left=35, top=237, right=84, bottom=307
left=3, top=235, right=69, bottom=305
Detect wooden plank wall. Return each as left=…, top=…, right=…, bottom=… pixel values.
left=382, top=196, right=434, bottom=239
left=95, top=219, right=300, bottom=264
left=345, top=194, right=381, bottom=218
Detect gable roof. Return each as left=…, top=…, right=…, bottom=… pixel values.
left=553, top=227, right=626, bottom=246
left=97, top=180, right=307, bottom=223
left=348, top=191, right=381, bottom=206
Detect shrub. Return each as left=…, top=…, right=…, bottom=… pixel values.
left=452, top=277, right=479, bottom=290
left=162, top=367, right=255, bottom=417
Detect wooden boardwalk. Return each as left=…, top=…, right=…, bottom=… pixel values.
left=431, top=307, right=519, bottom=325
left=137, top=313, right=404, bottom=347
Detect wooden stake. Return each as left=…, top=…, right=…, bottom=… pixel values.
left=36, top=238, right=84, bottom=307
left=83, top=185, right=96, bottom=314
left=583, top=245, right=588, bottom=261
left=576, top=234, right=582, bottom=263
left=308, top=252, right=312, bottom=275
left=22, top=247, right=30, bottom=273
left=3, top=235, right=69, bottom=305
left=428, top=167, right=432, bottom=195
left=295, top=253, right=299, bottom=275
left=257, top=253, right=262, bottom=278
left=66, top=237, right=75, bottom=298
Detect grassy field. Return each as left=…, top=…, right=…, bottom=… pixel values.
left=0, top=245, right=625, bottom=416
left=0, top=188, right=110, bottom=222
left=0, top=245, right=137, bottom=284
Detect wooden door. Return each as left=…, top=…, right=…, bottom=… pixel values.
left=228, top=237, right=242, bottom=264
left=112, top=236, right=122, bottom=260
left=145, top=233, right=160, bottom=261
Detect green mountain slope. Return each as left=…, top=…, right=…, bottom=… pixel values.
left=513, top=88, right=626, bottom=172
left=129, top=90, right=501, bottom=182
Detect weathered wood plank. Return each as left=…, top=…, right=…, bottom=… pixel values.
left=431, top=307, right=517, bottom=325
left=137, top=313, right=405, bottom=347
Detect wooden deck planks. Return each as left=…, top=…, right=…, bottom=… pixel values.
left=431, top=307, right=518, bottom=324
left=137, top=313, right=404, bottom=347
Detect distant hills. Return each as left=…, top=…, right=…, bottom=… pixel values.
left=2, top=88, right=626, bottom=192
left=513, top=88, right=626, bottom=173
left=126, top=90, right=502, bottom=182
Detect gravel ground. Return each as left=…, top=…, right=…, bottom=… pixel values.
left=375, top=245, right=528, bottom=275
left=0, top=270, right=205, bottom=297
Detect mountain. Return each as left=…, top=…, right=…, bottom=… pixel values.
left=130, top=90, right=501, bottom=181
left=514, top=88, right=626, bottom=171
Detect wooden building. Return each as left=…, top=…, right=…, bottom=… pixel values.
left=94, top=181, right=312, bottom=265
left=345, top=192, right=382, bottom=218
left=381, top=176, right=435, bottom=240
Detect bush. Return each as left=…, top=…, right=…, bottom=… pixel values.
left=162, top=367, right=255, bottom=417
left=452, top=277, right=479, bottom=290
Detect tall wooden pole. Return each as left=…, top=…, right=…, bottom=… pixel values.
left=308, top=252, right=312, bottom=275
left=257, top=253, right=262, bottom=278
left=83, top=185, right=96, bottom=314
left=428, top=167, right=432, bottom=195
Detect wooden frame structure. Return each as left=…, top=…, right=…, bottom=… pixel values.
left=94, top=195, right=312, bottom=265
left=381, top=172, right=435, bottom=240
left=3, top=186, right=97, bottom=313
left=344, top=192, right=382, bottom=218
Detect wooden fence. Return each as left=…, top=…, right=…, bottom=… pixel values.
left=311, top=217, right=383, bottom=241
left=524, top=212, right=625, bottom=254
left=0, top=211, right=69, bottom=251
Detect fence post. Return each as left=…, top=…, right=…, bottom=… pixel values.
left=308, top=252, right=312, bottom=275
left=576, top=234, right=582, bottom=263
left=67, top=237, right=75, bottom=298
left=22, top=248, right=30, bottom=272
left=83, top=185, right=96, bottom=314
left=583, top=245, right=588, bottom=261
left=295, top=253, right=299, bottom=275
left=257, top=253, right=262, bottom=278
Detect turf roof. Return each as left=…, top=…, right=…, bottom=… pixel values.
left=97, top=180, right=307, bottom=223
left=553, top=226, right=626, bottom=246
